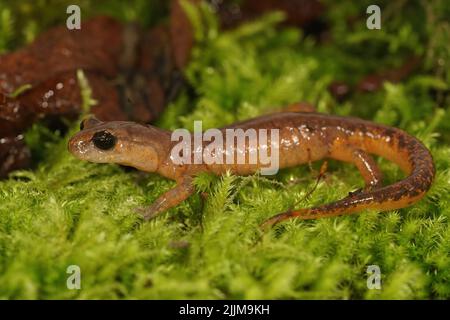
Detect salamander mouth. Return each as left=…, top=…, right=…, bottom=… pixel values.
left=68, top=135, right=91, bottom=158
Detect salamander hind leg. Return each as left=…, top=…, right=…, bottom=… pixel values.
left=330, top=145, right=383, bottom=190
left=261, top=146, right=384, bottom=229
left=351, top=148, right=383, bottom=190
left=137, top=177, right=195, bottom=220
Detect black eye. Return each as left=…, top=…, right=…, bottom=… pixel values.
left=80, top=120, right=85, bottom=130
left=92, top=131, right=117, bottom=150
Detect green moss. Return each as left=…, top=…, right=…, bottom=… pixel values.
left=0, top=1, right=449, bottom=299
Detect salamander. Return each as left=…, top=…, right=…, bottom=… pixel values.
left=68, top=110, right=435, bottom=228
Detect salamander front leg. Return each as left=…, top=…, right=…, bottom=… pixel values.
left=137, top=177, right=195, bottom=221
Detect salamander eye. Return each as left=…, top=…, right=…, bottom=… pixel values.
left=92, top=131, right=117, bottom=150
left=80, top=120, right=85, bottom=130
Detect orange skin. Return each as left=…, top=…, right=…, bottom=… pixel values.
left=68, top=108, right=435, bottom=228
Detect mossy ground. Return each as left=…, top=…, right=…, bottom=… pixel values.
left=0, top=1, right=449, bottom=299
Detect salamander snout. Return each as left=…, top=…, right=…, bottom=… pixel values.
left=68, top=134, right=89, bottom=157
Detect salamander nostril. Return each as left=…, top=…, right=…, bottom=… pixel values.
left=92, top=131, right=117, bottom=150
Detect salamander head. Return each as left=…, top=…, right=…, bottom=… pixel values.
left=68, top=117, right=167, bottom=172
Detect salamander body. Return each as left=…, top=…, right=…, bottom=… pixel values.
left=68, top=111, right=435, bottom=227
